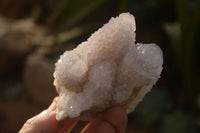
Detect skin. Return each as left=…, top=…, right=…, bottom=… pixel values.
left=19, top=97, right=128, bottom=133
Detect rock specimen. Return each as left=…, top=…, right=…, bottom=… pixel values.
left=53, top=13, right=163, bottom=121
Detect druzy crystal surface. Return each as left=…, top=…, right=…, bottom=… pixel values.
left=53, top=13, right=163, bottom=120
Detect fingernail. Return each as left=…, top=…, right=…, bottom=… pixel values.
left=48, top=100, right=56, bottom=111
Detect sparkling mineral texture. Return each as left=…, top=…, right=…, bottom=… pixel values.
left=53, top=13, right=163, bottom=121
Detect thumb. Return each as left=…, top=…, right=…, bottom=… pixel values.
left=19, top=97, right=78, bottom=133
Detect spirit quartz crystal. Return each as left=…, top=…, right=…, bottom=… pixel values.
left=53, top=13, right=163, bottom=120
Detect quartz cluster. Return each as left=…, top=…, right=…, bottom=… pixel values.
left=53, top=13, right=163, bottom=121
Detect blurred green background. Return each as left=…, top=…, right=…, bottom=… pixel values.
left=0, top=0, right=200, bottom=132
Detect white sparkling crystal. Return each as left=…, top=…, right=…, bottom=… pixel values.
left=53, top=13, right=163, bottom=120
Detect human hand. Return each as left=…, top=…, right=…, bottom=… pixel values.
left=19, top=97, right=128, bottom=133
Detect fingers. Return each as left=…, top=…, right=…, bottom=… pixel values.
left=19, top=97, right=79, bottom=133
left=57, top=120, right=78, bottom=133
left=103, top=106, right=128, bottom=133
left=19, top=99, right=127, bottom=133
left=81, top=106, right=128, bottom=133
left=81, top=120, right=115, bottom=133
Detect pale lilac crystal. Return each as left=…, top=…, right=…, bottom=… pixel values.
left=53, top=13, right=163, bottom=120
